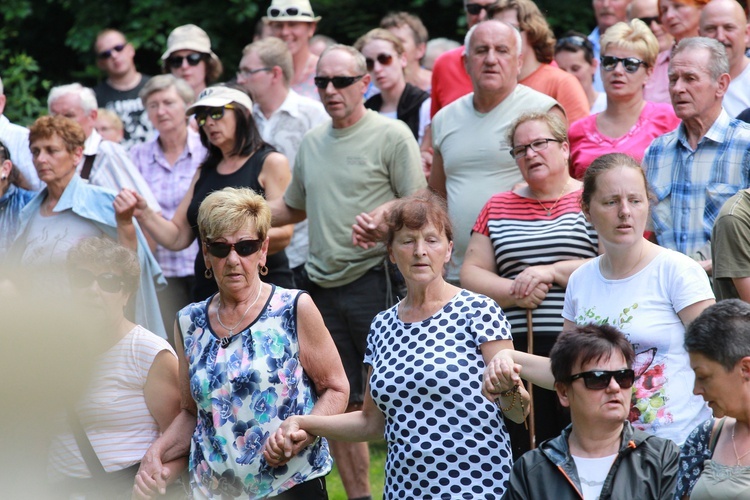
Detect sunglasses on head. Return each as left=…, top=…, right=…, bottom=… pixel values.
left=313, top=74, right=366, bottom=89
left=69, top=269, right=125, bottom=293
left=365, top=53, right=394, bottom=72
left=194, top=105, right=234, bottom=127
left=555, top=36, right=592, bottom=51
left=638, top=16, right=661, bottom=26
left=166, top=53, right=205, bottom=69
left=465, top=2, right=497, bottom=15
left=205, top=239, right=263, bottom=258
left=267, top=6, right=314, bottom=18
left=601, top=55, right=648, bottom=73
left=97, top=43, right=127, bottom=60
left=569, top=369, right=636, bottom=390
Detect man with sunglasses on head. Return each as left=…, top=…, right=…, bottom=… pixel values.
left=644, top=37, right=750, bottom=274
left=92, top=29, right=153, bottom=150
left=628, top=0, right=673, bottom=103
left=483, top=323, right=679, bottom=499
left=268, top=44, right=425, bottom=500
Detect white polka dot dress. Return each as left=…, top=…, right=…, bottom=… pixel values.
left=364, top=289, right=514, bottom=499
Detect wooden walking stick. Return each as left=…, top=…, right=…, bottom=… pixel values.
left=526, top=308, right=536, bottom=450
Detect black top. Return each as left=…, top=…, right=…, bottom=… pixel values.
left=365, top=83, right=429, bottom=140
left=93, top=75, right=153, bottom=147
left=186, top=144, right=293, bottom=302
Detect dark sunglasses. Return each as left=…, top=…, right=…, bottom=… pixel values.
left=194, top=105, right=234, bottom=127
left=69, top=269, right=125, bottom=293
left=97, top=43, right=127, bottom=60
left=555, top=36, right=592, bottom=51
left=570, top=369, right=636, bottom=390
left=638, top=16, right=661, bottom=26
left=465, top=2, right=497, bottom=15
left=267, top=6, right=314, bottom=18
left=365, top=53, right=394, bottom=72
left=166, top=53, right=205, bottom=69
left=205, top=239, right=263, bottom=258
left=313, top=74, right=366, bottom=89
left=601, top=55, right=648, bottom=73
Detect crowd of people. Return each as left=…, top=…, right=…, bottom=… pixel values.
left=3, top=0, right=750, bottom=497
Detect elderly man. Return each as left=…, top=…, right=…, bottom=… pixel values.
left=48, top=83, right=160, bottom=212
left=429, top=20, right=562, bottom=284
left=237, top=36, right=328, bottom=285
left=269, top=45, right=425, bottom=500
left=699, top=0, right=750, bottom=116
left=629, top=0, right=673, bottom=103
left=0, top=76, right=37, bottom=190
left=644, top=37, right=750, bottom=273
left=589, top=0, right=632, bottom=91
left=93, top=29, right=153, bottom=149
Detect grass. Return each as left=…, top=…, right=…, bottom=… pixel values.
left=325, top=440, right=387, bottom=500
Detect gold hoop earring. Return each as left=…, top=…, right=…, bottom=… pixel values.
left=259, top=265, right=268, bottom=276
left=204, top=268, right=213, bottom=279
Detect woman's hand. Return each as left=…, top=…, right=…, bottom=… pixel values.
left=132, top=447, right=170, bottom=499
left=513, top=282, right=550, bottom=309
left=510, top=265, right=555, bottom=299
left=263, top=416, right=315, bottom=467
left=115, top=188, right=147, bottom=222
left=482, top=350, right=523, bottom=402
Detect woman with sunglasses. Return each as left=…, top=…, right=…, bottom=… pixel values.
left=116, top=85, right=294, bottom=303
left=554, top=31, right=607, bottom=114
left=567, top=20, right=680, bottom=180
left=0, top=139, right=34, bottom=257
left=48, top=237, right=184, bottom=498
left=354, top=29, right=431, bottom=145
left=161, top=24, right=223, bottom=97
left=492, top=323, right=679, bottom=499
left=133, top=187, right=348, bottom=499
left=484, top=153, right=715, bottom=447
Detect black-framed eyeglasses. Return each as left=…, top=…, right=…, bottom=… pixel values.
left=313, top=75, right=366, bottom=89
left=365, top=53, right=394, bottom=72
left=237, top=67, right=272, bottom=79
left=570, top=369, right=636, bottom=390
left=267, top=6, right=314, bottom=18
left=205, top=239, right=263, bottom=258
left=167, top=53, right=205, bottom=69
left=510, top=138, right=561, bottom=160
left=638, top=16, right=661, bottom=26
left=601, top=55, right=648, bottom=73
left=97, top=43, right=127, bottom=60
left=69, top=269, right=125, bottom=293
left=465, top=2, right=497, bottom=15
left=194, top=105, right=235, bottom=127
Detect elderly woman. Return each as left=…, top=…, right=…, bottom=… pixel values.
left=354, top=29, right=431, bottom=144
left=488, top=324, right=680, bottom=499
left=554, top=32, right=607, bottom=114
left=264, top=193, right=528, bottom=498
left=116, top=85, right=294, bottom=303
left=8, top=115, right=165, bottom=337
left=677, top=300, right=750, bottom=498
left=133, top=187, right=348, bottom=499
left=660, top=0, right=707, bottom=42
left=129, top=74, right=207, bottom=336
left=461, top=112, right=599, bottom=457
left=484, top=153, right=715, bottom=446
left=0, top=139, right=34, bottom=256
left=161, top=24, right=223, bottom=97
left=568, top=20, right=680, bottom=179
left=48, top=237, right=183, bottom=498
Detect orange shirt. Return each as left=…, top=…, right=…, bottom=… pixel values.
left=520, top=64, right=589, bottom=123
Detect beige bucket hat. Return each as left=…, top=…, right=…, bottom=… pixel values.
left=161, top=24, right=220, bottom=63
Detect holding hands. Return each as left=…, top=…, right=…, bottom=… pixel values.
left=482, top=350, right=523, bottom=403
left=132, top=449, right=171, bottom=499
left=114, top=188, right=148, bottom=223
left=263, top=416, right=317, bottom=468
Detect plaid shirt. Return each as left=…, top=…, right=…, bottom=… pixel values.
left=644, top=109, right=750, bottom=257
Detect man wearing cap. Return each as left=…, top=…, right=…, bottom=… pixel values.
left=266, top=0, right=322, bottom=100
left=92, top=29, right=154, bottom=149
left=161, top=24, right=223, bottom=97
left=269, top=44, right=425, bottom=500
left=237, top=37, right=328, bottom=286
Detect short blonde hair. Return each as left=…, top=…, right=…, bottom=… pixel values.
left=96, top=108, right=124, bottom=133
left=507, top=111, right=568, bottom=148
left=197, top=187, right=271, bottom=242
left=354, top=28, right=405, bottom=56
left=242, top=37, right=294, bottom=85
left=600, top=19, right=659, bottom=67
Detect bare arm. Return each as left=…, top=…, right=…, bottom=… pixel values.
left=428, top=148, right=447, bottom=199
left=268, top=197, right=307, bottom=227
left=258, top=152, right=294, bottom=254
left=677, top=299, right=715, bottom=327
left=510, top=259, right=592, bottom=298
left=733, top=277, right=750, bottom=302
left=351, top=198, right=402, bottom=250
left=113, top=198, right=138, bottom=252
left=482, top=341, right=556, bottom=399
left=481, top=340, right=530, bottom=424
left=420, top=125, right=433, bottom=179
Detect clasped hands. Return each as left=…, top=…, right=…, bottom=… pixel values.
left=482, top=350, right=523, bottom=403
left=510, top=265, right=554, bottom=309
left=262, top=416, right=316, bottom=468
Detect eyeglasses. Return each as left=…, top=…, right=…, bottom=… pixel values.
left=510, top=138, right=561, bottom=160
left=97, top=43, right=127, bottom=60
left=313, top=75, right=366, bottom=89
left=601, top=55, right=648, bottom=73
left=638, top=16, right=661, bottom=26
left=267, top=6, right=314, bottom=18
left=205, top=239, right=263, bottom=258
left=194, top=105, right=235, bottom=127
left=570, top=369, right=636, bottom=390
left=465, top=2, right=497, bottom=15
left=166, top=53, right=205, bottom=69
left=69, top=269, right=125, bottom=293
left=365, top=53, right=394, bottom=72
left=237, top=67, right=272, bottom=79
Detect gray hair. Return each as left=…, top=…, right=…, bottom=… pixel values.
left=48, top=83, right=98, bottom=114
left=672, top=36, right=729, bottom=80
left=463, top=20, right=523, bottom=57
left=685, top=299, right=750, bottom=371
left=139, top=74, right=195, bottom=106
left=318, top=44, right=367, bottom=75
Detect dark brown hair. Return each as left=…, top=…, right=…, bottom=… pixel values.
left=550, top=323, right=635, bottom=383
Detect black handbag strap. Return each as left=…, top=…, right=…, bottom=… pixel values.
left=66, top=408, right=107, bottom=478
left=80, top=154, right=96, bottom=180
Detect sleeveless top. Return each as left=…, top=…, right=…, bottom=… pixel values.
left=178, top=286, right=332, bottom=498
left=186, top=144, right=293, bottom=302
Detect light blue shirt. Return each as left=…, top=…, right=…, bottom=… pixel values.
left=588, top=27, right=605, bottom=93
